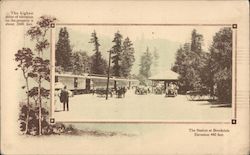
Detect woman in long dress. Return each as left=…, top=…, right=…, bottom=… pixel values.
left=54, top=89, right=62, bottom=112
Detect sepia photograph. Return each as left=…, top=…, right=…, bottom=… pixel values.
left=1, top=1, right=248, bottom=154
left=52, top=24, right=233, bottom=122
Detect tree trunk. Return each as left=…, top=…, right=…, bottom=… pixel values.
left=38, top=77, right=42, bottom=135
left=24, top=76, right=30, bottom=134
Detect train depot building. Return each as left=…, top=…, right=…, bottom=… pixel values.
left=149, top=70, right=179, bottom=95
left=149, top=70, right=179, bottom=88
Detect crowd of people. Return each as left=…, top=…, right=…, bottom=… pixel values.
left=93, top=87, right=127, bottom=98
left=165, top=82, right=179, bottom=97
left=135, top=82, right=179, bottom=97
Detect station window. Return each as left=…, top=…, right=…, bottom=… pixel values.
left=55, top=76, right=58, bottom=82
left=74, top=77, right=78, bottom=88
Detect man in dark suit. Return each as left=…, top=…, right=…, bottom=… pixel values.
left=60, top=86, right=69, bottom=111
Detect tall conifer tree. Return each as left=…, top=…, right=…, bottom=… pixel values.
left=111, top=31, right=123, bottom=77
left=120, top=37, right=135, bottom=78
left=89, top=30, right=107, bottom=74
left=55, top=27, right=72, bottom=72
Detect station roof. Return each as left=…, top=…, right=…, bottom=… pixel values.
left=149, top=70, right=179, bottom=81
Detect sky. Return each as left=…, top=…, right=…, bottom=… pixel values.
left=55, top=25, right=229, bottom=75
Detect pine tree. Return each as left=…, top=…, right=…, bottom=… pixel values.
left=139, top=47, right=153, bottom=82
left=120, top=37, right=135, bottom=78
left=71, top=51, right=90, bottom=75
left=152, top=47, right=159, bottom=75
left=172, top=44, right=191, bottom=91
left=55, top=27, right=72, bottom=72
left=89, top=30, right=108, bottom=75
left=172, top=29, right=218, bottom=95
left=191, top=29, right=203, bottom=53
left=210, top=27, right=232, bottom=103
left=111, top=31, right=123, bottom=77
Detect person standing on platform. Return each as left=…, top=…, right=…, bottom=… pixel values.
left=60, top=86, right=69, bottom=111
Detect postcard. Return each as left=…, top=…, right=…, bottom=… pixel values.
left=1, top=0, right=249, bottom=154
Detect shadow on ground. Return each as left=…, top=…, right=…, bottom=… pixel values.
left=193, top=100, right=232, bottom=108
